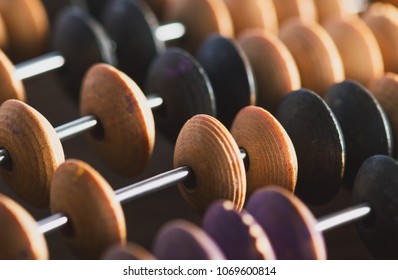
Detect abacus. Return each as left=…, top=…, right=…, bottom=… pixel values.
left=0, top=0, right=397, bottom=260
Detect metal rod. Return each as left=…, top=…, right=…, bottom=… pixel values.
left=37, top=166, right=192, bottom=234
left=315, top=203, right=371, bottom=232
left=15, top=52, right=65, bottom=80
left=55, top=115, right=98, bottom=142
left=115, top=166, right=191, bottom=204
left=155, top=22, right=186, bottom=42
left=37, top=212, right=69, bottom=234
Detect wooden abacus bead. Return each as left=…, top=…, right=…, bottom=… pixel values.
left=53, top=6, right=117, bottom=99
left=353, top=155, right=398, bottom=259
left=362, top=3, right=398, bottom=73
left=0, top=6, right=116, bottom=103
left=238, top=29, right=301, bottom=113
left=230, top=106, right=297, bottom=195
left=0, top=14, right=7, bottom=50
left=50, top=159, right=126, bottom=259
left=279, top=19, right=345, bottom=96
left=324, top=80, right=393, bottom=187
left=163, top=0, right=234, bottom=53
left=81, top=63, right=155, bottom=177
left=247, top=186, right=327, bottom=260
left=152, top=220, right=225, bottom=260
left=203, top=200, right=276, bottom=260
left=222, top=0, right=278, bottom=35
left=197, top=35, right=255, bottom=128
left=271, top=0, right=318, bottom=26
left=276, top=89, right=345, bottom=205
left=0, top=100, right=64, bottom=207
left=145, top=48, right=216, bottom=142
left=323, top=15, right=384, bottom=87
left=313, top=0, right=347, bottom=23
left=103, top=243, right=156, bottom=260
left=0, top=49, right=25, bottom=104
left=369, top=73, right=398, bottom=158
left=174, top=114, right=246, bottom=213
left=0, top=0, right=48, bottom=61
left=0, top=194, right=48, bottom=260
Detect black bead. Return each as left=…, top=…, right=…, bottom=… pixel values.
left=52, top=6, right=117, bottom=100
left=197, top=35, right=255, bottom=128
left=145, top=48, right=216, bottom=142
left=324, top=80, right=393, bottom=187
left=102, top=0, right=164, bottom=86
left=276, top=89, right=345, bottom=205
left=353, top=155, right=398, bottom=259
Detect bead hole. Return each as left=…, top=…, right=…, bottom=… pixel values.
left=61, top=215, right=76, bottom=238
left=90, top=116, right=105, bottom=141
left=183, top=167, right=197, bottom=192
left=360, top=209, right=376, bottom=230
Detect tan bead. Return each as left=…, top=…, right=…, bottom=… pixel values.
left=279, top=19, right=345, bottom=96
left=272, top=0, right=318, bottom=26
left=80, top=63, right=155, bottom=177
left=163, top=0, right=234, bottom=53
left=0, top=194, right=48, bottom=260
left=0, top=0, right=49, bottom=60
left=222, top=0, right=278, bottom=35
left=369, top=73, right=398, bottom=158
left=239, top=30, right=301, bottom=112
left=231, top=106, right=297, bottom=195
left=314, top=0, right=346, bottom=23
left=324, top=15, right=384, bottom=87
left=0, top=100, right=64, bottom=208
left=362, top=3, right=398, bottom=73
left=0, top=14, right=7, bottom=50
left=0, top=49, right=25, bottom=104
left=50, top=159, right=126, bottom=259
left=174, top=114, right=246, bottom=213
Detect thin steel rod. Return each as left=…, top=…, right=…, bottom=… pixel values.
left=37, top=212, right=69, bottom=234
left=115, top=166, right=191, bottom=204
left=56, top=115, right=98, bottom=142
left=38, top=166, right=192, bottom=234
left=155, top=22, right=186, bottom=42
left=316, top=203, right=371, bottom=232
left=15, top=52, right=65, bottom=80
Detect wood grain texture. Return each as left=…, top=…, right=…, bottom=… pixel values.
left=324, top=15, right=384, bottom=86
left=272, top=0, right=318, bottom=26
left=203, top=200, right=276, bottom=260
left=222, top=0, right=278, bottom=35
left=153, top=220, right=225, bottom=260
left=103, top=243, right=156, bottom=260
left=0, top=194, right=48, bottom=260
left=231, top=106, right=297, bottom=195
left=174, top=114, right=246, bottom=213
left=50, top=159, right=126, bottom=259
left=0, top=49, right=25, bottom=104
left=369, top=73, right=398, bottom=158
left=80, top=63, right=155, bottom=178
left=163, top=0, right=233, bottom=53
left=0, top=0, right=48, bottom=61
left=0, top=100, right=64, bottom=208
left=279, top=19, right=345, bottom=96
left=362, top=3, right=398, bottom=73
left=239, top=30, right=300, bottom=112
left=247, top=186, right=326, bottom=260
